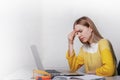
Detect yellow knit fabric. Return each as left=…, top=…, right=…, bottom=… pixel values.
left=66, top=39, right=116, bottom=76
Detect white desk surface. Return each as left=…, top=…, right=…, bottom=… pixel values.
left=3, top=67, right=34, bottom=80
left=3, top=68, right=120, bottom=80
left=105, top=76, right=120, bottom=80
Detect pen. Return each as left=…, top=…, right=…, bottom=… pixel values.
left=70, top=77, right=83, bottom=80
left=91, top=77, right=105, bottom=80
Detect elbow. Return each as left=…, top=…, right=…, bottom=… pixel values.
left=70, top=70, right=76, bottom=73
left=96, top=66, right=115, bottom=76
left=104, top=69, right=115, bottom=76
left=69, top=67, right=77, bottom=73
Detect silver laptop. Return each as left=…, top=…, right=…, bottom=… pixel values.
left=31, top=45, right=84, bottom=78
left=30, top=45, right=61, bottom=78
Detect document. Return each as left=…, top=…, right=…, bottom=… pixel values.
left=53, top=74, right=105, bottom=80
left=60, top=72, right=84, bottom=76
left=69, top=74, right=105, bottom=80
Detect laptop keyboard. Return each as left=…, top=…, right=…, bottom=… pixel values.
left=45, top=70, right=61, bottom=78
left=45, top=70, right=60, bottom=73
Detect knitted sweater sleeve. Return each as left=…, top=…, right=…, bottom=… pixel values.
left=66, top=48, right=84, bottom=72
left=96, top=39, right=116, bottom=76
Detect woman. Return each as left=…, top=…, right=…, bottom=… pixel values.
left=66, top=16, right=116, bottom=76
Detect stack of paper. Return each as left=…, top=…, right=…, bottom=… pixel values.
left=52, top=74, right=105, bottom=80
left=69, top=74, right=105, bottom=80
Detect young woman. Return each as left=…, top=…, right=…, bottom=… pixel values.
left=66, top=16, right=116, bottom=76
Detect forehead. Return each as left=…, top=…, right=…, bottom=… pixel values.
left=74, top=25, right=86, bottom=31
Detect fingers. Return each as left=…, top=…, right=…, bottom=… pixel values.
left=68, top=31, right=75, bottom=40
left=68, top=30, right=76, bottom=44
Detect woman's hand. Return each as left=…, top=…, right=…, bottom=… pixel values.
left=68, top=30, right=76, bottom=44
left=68, top=30, right=75, bottom=56
left=67, top=30, right=76, bottom=57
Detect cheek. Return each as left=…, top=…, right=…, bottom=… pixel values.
left=84, top=30, right=92, bottom=38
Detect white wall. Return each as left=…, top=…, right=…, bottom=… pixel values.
left=1, top=0, right=120, bottom=79
left=0, top=0, right=42, bottom=79
left=41, top=0, right=120, bottom=69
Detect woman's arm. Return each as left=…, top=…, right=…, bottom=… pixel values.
left=66, top=30, right=84, bottom=72
left=67, top=30, right=76, bottom=57
left=66, top=48, right=84, bottom=72
left=96, top=39, right=116, bottom=76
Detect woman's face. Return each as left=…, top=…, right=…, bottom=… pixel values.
left=74, top=24, right=93, bottom=43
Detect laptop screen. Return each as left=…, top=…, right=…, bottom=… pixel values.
left=31, top=45, right=44, bottom=70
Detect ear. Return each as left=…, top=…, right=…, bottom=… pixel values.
left=88, top=27, right=93, bottom=32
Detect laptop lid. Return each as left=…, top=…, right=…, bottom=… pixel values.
left=31, top=45, right=44, bottom=70
left=30, top=45, right=61, bottom=71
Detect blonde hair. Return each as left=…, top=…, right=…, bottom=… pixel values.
left=73, top=16, right=103, bottom=43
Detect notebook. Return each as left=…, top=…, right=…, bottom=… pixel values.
left=31, top=45, right=61, bottom=78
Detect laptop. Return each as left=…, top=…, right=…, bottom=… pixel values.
left=30, top=45, right=61, bottom=78
left=31, top=45, right=84, bottom=79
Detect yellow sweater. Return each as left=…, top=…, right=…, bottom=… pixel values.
left=66, top=39, right=116, bottom=76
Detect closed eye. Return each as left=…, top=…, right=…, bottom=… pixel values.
left=77, top=30, right=82, bottom=34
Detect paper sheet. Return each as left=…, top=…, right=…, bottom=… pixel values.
left=53, top=74, right=105, bottom=80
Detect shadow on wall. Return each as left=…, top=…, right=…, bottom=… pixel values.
left=117, top=61, right=120, bottom=75
left=108, top=40, right=117, bottom=64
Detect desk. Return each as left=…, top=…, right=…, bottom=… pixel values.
left=105, top=76, right=120, bottom=80
left=54, top=76, right=120, bottom=80
left=3, top=68, right=120, bottom=80
left=55, top=70, right=120, bottom=80
left=3, top=67, right=34, bottom=80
